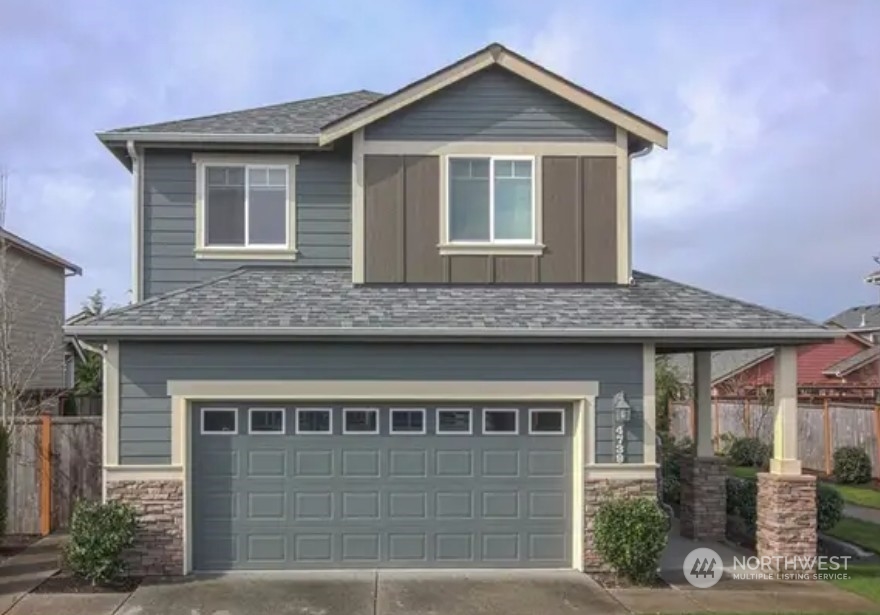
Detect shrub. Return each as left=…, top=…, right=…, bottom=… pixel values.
left=64, top=500, right=137, bottom=585
left=594, top=497, right=668, bottom=584
left=833, top=447, right=872, bottom=485
left=817, top=484, right=844, bottom=531
left=0, top=427, right=7, bottom=536
left=659, top=435, right=693, bottom=506
left=726, top=477, right=758, bottom=534
left=727, top=437, right=770, bottom=468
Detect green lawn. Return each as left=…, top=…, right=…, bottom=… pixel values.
left=828, top=563, right=880, bottom=605
left=729, top=466, right=759, bottom=479
left=827, top=483, right=880, bottom=510
left=827, top=517, right=880, bottom=555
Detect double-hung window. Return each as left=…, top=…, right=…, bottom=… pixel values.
left=194, top=155, right=297, bottom=258
left=447, top=156, right=535, bottom=244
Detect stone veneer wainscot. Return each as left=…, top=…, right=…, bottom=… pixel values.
left=583, top=478, right=657, bottom=571
left=756, top=473, right=817, bottom=569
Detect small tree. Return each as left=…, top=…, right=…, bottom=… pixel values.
left=73, top=290, right=106, bottom=396
left=656, top=355, right=686, bottom=434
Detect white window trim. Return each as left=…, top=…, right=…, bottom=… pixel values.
left=443, top=154, right=539, bottom=249
left=342, top=407, right=380, bottom=435
left=294, top=407, right=333, bottom=435
left=200, top=407, right=238, bottom=435
left=389, top=408, right=427, bottom=435
left=435, top=408, right=473, bottom=435
left=192, top=153, right=299, bottom=260
left=528, top=408, right=566, bottom=435
left=482, top=408, right=519, bottom=435
left=247, top=407, right=286, bottom=435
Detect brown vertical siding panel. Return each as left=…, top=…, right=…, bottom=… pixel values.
left=364, top=155, right=404, bottom=282
left=495, top=256, right=537, bottom=283
left=449, top=256, right=491, bottom=283
left=581, top=157, right=617, bottom=283
left=539, top=157, right=581, bottom=283
left=403, top=156, right=444, bottom=282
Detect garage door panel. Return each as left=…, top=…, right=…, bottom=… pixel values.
left=193, top=403, right=571, bottom=570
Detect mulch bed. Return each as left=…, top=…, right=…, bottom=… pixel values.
left=591, top=572, right=670, bottom=589
left=0, top=534, right=39, bottom=564
left=34, top=571, right=142, bottom=594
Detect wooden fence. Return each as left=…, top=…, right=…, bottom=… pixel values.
left=5, top=416, right=102, bottom=534
left=669, top=399, right=880, bottom=479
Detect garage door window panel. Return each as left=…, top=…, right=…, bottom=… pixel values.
left=390, top=409, right=426, bottom=435
left=483, top=409, right=518, bottom=435
left=436, top=408, right=473, bottom=435
left=528, top=409, right=565, bottom=435
left=201, top=408, right=238, bottom=435
left=248, top=408, right=285, bottom=435
left=296, top=408, right=332, bottom=434
left=343, top=408, right=379, bottom=434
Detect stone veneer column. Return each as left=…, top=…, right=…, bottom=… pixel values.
left=757, top=473, right=817, bottom=568
left=583, top=478, right=657, bottom=571
left=106, top=480, right=184, bottom=576
left=679, top=456, right=727, bottom=540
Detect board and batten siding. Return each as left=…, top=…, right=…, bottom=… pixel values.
left=364, top=155, right=617, bottom=284
left=117, top=341, right=643, bottom=465
left=7, top=248, right=65, bottom=390
left=142, top=148, right=352, bottom=298
left=365, top=66, right=615, bottom=142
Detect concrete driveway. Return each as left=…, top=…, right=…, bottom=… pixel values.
left=116, top=570, right=625, bottom=615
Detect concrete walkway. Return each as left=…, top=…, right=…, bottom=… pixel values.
left=0, top=534, right=63, bottom=615
left=845, top=503, right=880, bottom=524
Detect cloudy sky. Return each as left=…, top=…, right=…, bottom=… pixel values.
left=1, top=0, right=878, bottom=319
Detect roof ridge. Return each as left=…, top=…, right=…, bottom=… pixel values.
left=83, top=268, right=250, bottom=325
left=634, top=270, right=822, bottom=328
left=106, top=90, right=385, bottom=134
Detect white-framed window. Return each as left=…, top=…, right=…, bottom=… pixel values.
left=447, top=156, right=535, bottom=244
left=295, top=408, right=332, bottom=435
left=390, top=408, right=426, bottom=435
left=248, top=408, right=285, bottom=435
left=435, top=408, right=472, bottom=435
left=201, top=407, right=238, bottom=435
left=482, top=408, right=518, bottom=435
left=193, top=154, right=298, bottom=259
left=343, top=408, right=379, bottom=435
left=528, top=408, right=565, bottom=435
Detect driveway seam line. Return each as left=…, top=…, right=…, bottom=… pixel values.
left=373, top=569, right=379, bottom=615
left=109, top=586, right=136, bottom=615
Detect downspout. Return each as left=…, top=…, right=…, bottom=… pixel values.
left=628, top=143, right=653, bottom=283
left=125, top=140, right=142, bottom=303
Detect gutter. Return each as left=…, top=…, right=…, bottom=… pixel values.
left=126, top=140, right=142, bottom=302
left=63, top=325, right=842, bottom=342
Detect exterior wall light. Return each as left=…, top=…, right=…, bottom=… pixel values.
left=613, top=391, right=632, bottom=424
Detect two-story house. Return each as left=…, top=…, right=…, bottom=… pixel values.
left=68, top=44, right=837, bottom=576
left=1, top=228, right=80, bottom=403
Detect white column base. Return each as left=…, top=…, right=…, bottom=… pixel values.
left=770, top=458, right=802, bottom=476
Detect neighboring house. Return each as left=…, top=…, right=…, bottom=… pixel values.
left=827, top=304, right=880, bottom=344
left=67, top=44, right=835, bottom=575
left=0, top=228, right=81, bottom=399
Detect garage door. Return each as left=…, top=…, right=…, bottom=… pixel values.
left=191, top=403, right=571, bottom=570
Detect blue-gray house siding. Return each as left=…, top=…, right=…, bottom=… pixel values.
left=365, top=67, right=615, bottom=142
left=142, top=148, right=351, bottom=298
left=117, top=341, right=644, bottom=465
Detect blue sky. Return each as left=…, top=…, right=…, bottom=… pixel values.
left=1, top=0, right=878, bottom=319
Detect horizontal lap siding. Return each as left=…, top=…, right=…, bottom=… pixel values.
left=118, top=342, right=643, bottom=465
left=142, top=148, right=352, bottom=298
left=365, top=67, right=615, bottom=142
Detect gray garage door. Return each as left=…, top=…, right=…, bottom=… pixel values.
left=192, top=403, right=571, bottom=570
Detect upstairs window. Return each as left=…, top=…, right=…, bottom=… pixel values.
left=447, top=156, right=535, bottom=244
left=194, top=155, right=298, bottom=258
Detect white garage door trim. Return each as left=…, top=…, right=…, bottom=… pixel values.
left=167, top=379, right=597, bottom=574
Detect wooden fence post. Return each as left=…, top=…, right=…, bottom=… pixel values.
left=744, top=399, right=752, bottom=436
left=40, top=414, right=51, bottom=536
left=823, top=399, right=832, bottom=476
left=874, top=405, right=880, bottom=480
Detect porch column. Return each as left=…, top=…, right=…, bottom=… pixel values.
left=757, top=346, right=816, bottom=568
left=680, top=351, right=727, bottom=540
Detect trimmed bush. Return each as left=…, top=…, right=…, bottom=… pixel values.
left=727, top=437, right=770, bottom=468
left=817, top=484, right=844, bottom=531
left=833, top=447, right=872, bottom=485
left=659, top=435, right=694, bottom=507
left=64, top=500, right=137, bottom=585
left=594, top=497, right=668, bottom=584
left=0, top=427, right=7, bottom=536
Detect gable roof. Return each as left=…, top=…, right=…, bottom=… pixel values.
left=67, top=268, right=832, bottom=342
left=0, top=228, right=81, bottom=275
left=98, top=90, right=384, bottom=144
left=826, top=304, right=880, bottom=332
left=823, top=345, right=880, bottom=377
left=319, top=43, right=667, bottom=148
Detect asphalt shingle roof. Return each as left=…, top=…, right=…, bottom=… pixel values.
left=108, top=91, right=384, bottom=136
left=72, top=268, right=828, bottom=337
left=823, top=345, right=880, bottom=376
left=826, top=304, right=880, bottom=331
left=666, top=348, right=772, bottom=385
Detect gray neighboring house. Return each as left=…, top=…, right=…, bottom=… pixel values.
left=0, top=228, right=81, bottom=396
left=68, top=43, right=836, bottom=576
left=827, top=304, right=880, bottom=343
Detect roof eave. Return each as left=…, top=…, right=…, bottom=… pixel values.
left=97, top=132, right=321, bottom=145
